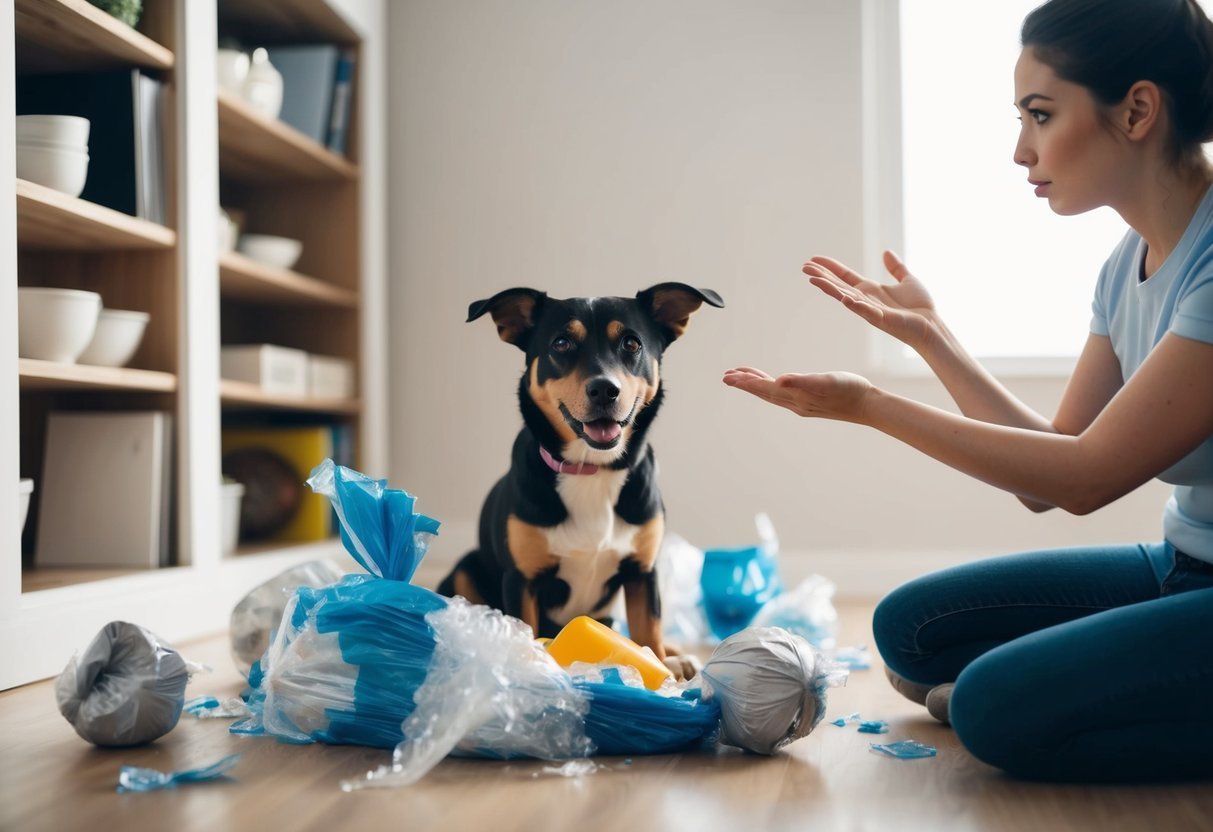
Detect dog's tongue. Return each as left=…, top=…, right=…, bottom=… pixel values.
left=583, top=419, right=621, bottom=443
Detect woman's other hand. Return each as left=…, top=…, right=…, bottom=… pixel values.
left=804, top=251, right=939, bottom=353
left=722, top=367, right=874, bottom=423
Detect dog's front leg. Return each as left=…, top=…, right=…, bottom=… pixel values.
left=506, top=516, right=560, bottom=636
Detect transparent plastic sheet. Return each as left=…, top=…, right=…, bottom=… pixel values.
left=750, top=574, right=840, bottom=649
left=699, top=626, right=848, bottom=755
left=344, top=597, right=594, bottom=791
left=655, top=532, right=710, bottom=645
left=229, top=559, right=347, bottom=678
left=55, top=621, right=191, bottom=747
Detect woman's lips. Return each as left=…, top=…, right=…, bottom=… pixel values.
left=1029, top=179, right=1050, bottom=197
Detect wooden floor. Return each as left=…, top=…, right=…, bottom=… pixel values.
left=3, top=598, right=1211, bottom=832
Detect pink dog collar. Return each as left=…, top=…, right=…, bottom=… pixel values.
left=539, top=445, right=599, bottom=475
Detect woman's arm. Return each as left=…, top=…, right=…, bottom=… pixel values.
left=723, top=332, right=1213, bottom=515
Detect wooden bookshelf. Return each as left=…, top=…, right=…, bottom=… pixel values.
left=16, top=179, right=176, bottom=251
left=19, top=359, right=176, bottom=392
left=218, top=89, right=358, bottom=183
left=219, top=251, right=358, bottom=307
left=14, top=0, right=174, bottom=73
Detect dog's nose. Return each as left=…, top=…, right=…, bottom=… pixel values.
left=586, top=377, right=620, bottom=404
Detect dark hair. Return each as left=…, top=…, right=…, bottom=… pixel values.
left=1022, top=0, right=1213, bottom=164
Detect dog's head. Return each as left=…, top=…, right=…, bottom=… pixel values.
left=468, top=283, right=723, bottom=464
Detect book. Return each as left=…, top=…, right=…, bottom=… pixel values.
left=36, top=411, right=173, bottom=569
left=267, top=44, right=341, bottom=145
left=326, top=47, right=357, bottom=155
left=17, top=69, right=166, bottom=223
left=221, top=426, right=334, bottom=543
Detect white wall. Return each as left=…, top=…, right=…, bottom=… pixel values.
left=385, top=0, right=1170, bottom=596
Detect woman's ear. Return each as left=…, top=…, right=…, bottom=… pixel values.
left=1119, top=80, right=1162, bottom=142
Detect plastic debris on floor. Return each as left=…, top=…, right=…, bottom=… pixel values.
left=117, top=753, right=241, bottom=792
left=230, top=460, right=849, bottom=789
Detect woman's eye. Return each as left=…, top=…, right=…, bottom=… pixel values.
left=552, top=336, right=573, bottom=354
left=622, top=335, right=642, bottom=354
left=1029, top=109, right=1049, bottom=124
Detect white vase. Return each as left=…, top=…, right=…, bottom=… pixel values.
left=242, top=47, right=283, bottom=120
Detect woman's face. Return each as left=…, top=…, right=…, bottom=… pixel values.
left=1013, top=47, right=1126, bottom=216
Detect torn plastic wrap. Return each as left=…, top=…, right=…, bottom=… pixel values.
left=750, top=574, right=840, bottom=649
left=55, top=621, right=191, bottom=747
left=235, top=460, right=842, bottom=788
left=229, top=559, right=347, bottom=678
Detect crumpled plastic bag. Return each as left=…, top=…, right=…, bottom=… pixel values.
left=750, top=574, right=840, bottom=649
left=700, top=626, right=848, bottom=755
left=229, top=559, right=346, bottom=678
left=55, top=621, right=191, bottom=747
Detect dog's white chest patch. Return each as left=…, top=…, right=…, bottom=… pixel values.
left=543, top=469, right=639, bottom=626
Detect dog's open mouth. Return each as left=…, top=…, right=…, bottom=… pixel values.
left=559, top=399, right=638, bottom=450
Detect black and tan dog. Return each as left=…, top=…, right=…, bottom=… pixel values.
left=437, top=283, right=723, bottom=676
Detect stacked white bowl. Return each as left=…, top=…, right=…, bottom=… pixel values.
left=16, top=115, right=90, bottom=198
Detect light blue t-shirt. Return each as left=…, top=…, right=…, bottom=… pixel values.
left=1090, top=184, right=1213, bottom=563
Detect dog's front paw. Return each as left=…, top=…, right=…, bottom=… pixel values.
left=663, top=652, right=701, bottom=681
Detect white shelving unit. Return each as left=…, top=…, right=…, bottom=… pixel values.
left=0, top=0, right=386, bottom=690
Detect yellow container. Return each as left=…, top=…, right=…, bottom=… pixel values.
left=546, top=616, right=673, bottom=691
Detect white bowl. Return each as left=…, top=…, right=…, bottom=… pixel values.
left=78, top=308, right=151, bottom=367
left=238, top=234, right=303, bottom=270
left=17, top=136, right=88, bottom=153
left=17, top=287, right=102, bottom=363
left=16, top=114, right=90, bottom=146
left=16, top=144, right=89, bottom=197
left=19, top=479, right=34, bottom=535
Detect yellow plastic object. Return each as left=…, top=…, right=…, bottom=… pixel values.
left=546, top=616, right=673, bottom=691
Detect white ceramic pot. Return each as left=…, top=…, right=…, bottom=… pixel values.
left=17, top=287, right=102, bottom=363
left=16, top=143, right=89, bottom=197
left=77, top=308, right=151, bottom=367
left=238, top=234, right=303, bottom=270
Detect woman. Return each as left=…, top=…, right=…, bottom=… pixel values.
left=724, top=0, right=1213, bottom=783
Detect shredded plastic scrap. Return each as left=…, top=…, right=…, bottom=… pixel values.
left=117, top=753, right=241, bottom=792
left=857, top=720, right=889, bottom=734
left=869, top=740, right=937, bottom=759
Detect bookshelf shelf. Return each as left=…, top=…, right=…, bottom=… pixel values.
left=16, top=179, right=176, bottom=251
left=218, top=89, right=358, bottom=183
left=19, top=359, right=177, bottom=392
left=14, top=0, right=174, bottom=73
left=219, top=251, right=358, bottom=307
left=220, top=379, right=362, bottom=414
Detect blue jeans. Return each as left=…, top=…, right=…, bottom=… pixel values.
left=872, top=542, right=1213, bottom=783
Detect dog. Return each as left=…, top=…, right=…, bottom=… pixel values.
left=437, top=283, right=723, bottom=677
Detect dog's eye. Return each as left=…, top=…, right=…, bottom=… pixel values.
left=621, top=335, right=642, bottom=355
left=551, top=335, right=573, bottom=354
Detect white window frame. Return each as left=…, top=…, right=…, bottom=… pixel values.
left=860, top=0, right=1081, bottom=379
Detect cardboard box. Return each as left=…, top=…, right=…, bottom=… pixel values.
left=308, top=354, right=354, bottom=399
left=221, top=344, right=308, bottom=397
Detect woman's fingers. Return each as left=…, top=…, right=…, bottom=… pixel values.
left=882, top=250, right=912, bottom=284
left=806, top=256, right=865, bottom=288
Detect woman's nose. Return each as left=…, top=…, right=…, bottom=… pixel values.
left=1014, top=133, right=1035, bottom=168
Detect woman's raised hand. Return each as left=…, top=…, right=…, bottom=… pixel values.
left=803, top=251, right=939, bottom=353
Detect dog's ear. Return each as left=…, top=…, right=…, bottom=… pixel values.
left=636, top=283, right=724, bottom=345
left=467, top=288, right=547, bottom=350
